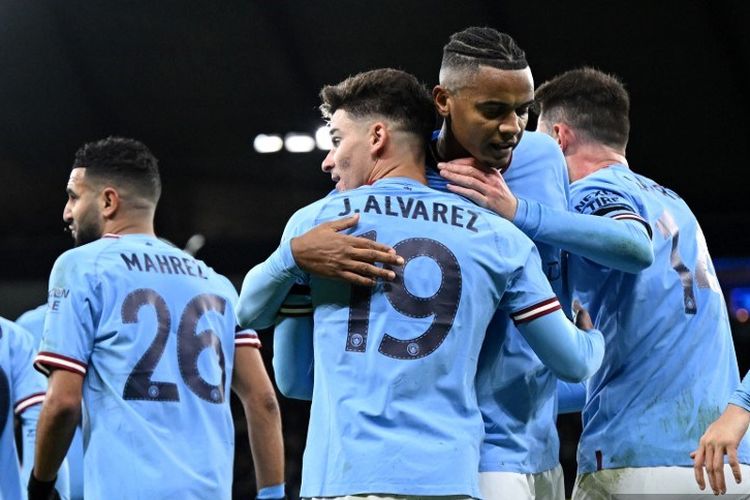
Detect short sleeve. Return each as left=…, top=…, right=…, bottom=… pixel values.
left=235, top=326, right=262, bottom=349
left=7, top=323, right=46, bottom=414
left=35, top=250, right=100, bottom=377
left=498, top=242, right=562, bottom=325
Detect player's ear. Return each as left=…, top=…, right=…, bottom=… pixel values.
left=433, top=85, right=450, bottom=117
left=554, top=123, right=572, bottom=153
left=100, top=187, right=120, bottom=218
left=370, top=122, right=388, bottom=155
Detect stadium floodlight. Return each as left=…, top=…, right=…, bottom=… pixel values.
left=253, top=134, right=284, bottom=153
left=315, top=126, right=332, bottom=150
left=284, top=133, right=316, bottom=153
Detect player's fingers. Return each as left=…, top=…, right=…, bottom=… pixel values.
left=728, top=446, right=742, bottom=484
left=706, top=444, right=721, bottom=495
left=343, top=235, right=398, bottom=255
left=350, top=248, right=404, bottom=267
left=713, top=445, right=728, bottom=494
left=326, top=213, right=360, bottom=232
left=437, top=161, right=488, bottom=181
left=572, top=300, right=594, bottom=330
left=693, top=447, right=707, bottom=490
left=338, top=270, right=375, bottom=287
left=346, top=261, right=397, bottom=281
left=445, top=184, right=488, bottom=208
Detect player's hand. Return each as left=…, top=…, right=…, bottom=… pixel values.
left=437, top=158, right=518, bottom=220
left=290, top=214, right=404, bottom=286
left=572, top=300, right=594, bottom=331
left=692, top=404, right=750, bottom=495
left=27, top=471, right=61, bottom=500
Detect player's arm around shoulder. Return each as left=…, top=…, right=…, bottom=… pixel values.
left=232, top=341, right=285, bottom=494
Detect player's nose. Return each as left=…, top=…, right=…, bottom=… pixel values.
left=63, top=201, right=73, bottom=224
left=498, top=112, right=522, bottom=138
left=321, top=149, right=334, bottom=173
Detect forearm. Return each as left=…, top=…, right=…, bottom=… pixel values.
left=273, top=316, right=314, bottom=400
left=729, top=370, right=750, bottom=412
left=514, top=198, right=653, bottom=273
left=244, top=391, right=285, bottom=488
left=33, top=396, right=80, bottom=481
left=237, top=241, right=302, bottom=330
left=518, top=309, right=604, bottom=382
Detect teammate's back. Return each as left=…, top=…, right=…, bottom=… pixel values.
left=568, top=165, right=750, bottom=471
left=37, top=234, right=239, bottom=499
left=290, top=178, right=576, bottom=497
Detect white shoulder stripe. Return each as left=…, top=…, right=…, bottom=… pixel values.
left=15, top=393, right=45, bottom=414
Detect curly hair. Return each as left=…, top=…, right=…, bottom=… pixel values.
left=73, top=136, right=161, bottom=203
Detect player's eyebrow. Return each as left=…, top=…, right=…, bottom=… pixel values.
left=477, top=99, right=534, bottom=109
left=329, top=127, right=340, bottom=136
left=66, top=187, right=77, bottom=197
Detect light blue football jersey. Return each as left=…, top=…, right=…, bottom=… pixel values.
left=35, top=234, right=248, bottom=499
left=730, top=371, right=750, bottom=411
left=282, top=177, right=564, bottom=498
left=427, top=130, right=571, bottom=473
left=567, top=164, right=750, bottom=472
left=1, top=317, right=47, bottom=500
left=17, top=304, right=85, bottom=500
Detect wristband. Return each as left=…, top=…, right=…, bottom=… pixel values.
left=257, top=482, right=286, bottom=500
left=27, top=471, right=60, bottom=500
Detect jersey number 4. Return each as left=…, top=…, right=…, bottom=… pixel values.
left=657, top=210, right=721, bottom=314
left=121, top=289, right=227, bottom=404
left=346, top=232, right=462, bottom=360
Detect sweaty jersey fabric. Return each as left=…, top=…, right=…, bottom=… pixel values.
left=0, top=317, right=46, bottom=500
left=34, top=234, right=248, bottom=500
left=428, top=130, right=571, bottom=473
left=17, top=304, right=84, bottom=500
left=280, top=178, right=563, bottom=498
left=567, top=164, right=750, bottom=472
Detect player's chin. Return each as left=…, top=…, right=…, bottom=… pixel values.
left=482, top=150, right=512, bottom=171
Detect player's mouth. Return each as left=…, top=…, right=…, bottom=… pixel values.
left=489, top=142, right=516, bottom=152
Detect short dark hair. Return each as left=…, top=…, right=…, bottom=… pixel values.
left=73, top=136, right=161, bottom=203
left=535, top=67, right=630, bottom=149
left=440, top=27, right=528, bottom=90
left=319, top=68, right=436, bottom=145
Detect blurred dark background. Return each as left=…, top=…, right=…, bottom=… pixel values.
left=2, top=1, right=749, bottom=498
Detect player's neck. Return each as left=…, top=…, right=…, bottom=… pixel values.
left=367, top=148, right=427, bottom=185
left=102, top=217, right=156, bottom=238
left=435, top=124, right=469, bottom=162
left=566, top=142, right=628, bottom=182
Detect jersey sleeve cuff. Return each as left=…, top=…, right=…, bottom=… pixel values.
left=279, top=283, right=313, bottom=317
left=277, top=239, right=305, bottom=280
left=14, top=392, right=46, bottom=414
left=235, top=328, right=262, bottom=349
left=729, top=392, right=750, bottom=413
left=34, top=352, right=88, bottom=377
left=611, top=213, right=653, bottom=239
left=511, top=297, right=562, bottom=325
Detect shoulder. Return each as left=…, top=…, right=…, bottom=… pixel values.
left=516, top=130, right=561, bottom=155
left=281, top=196, right=337, bottom=240
left=0, top=315, right=36, bottom=354
left=510, top=131, right=568, bottom=186
left=16, top=304, right=46, bottom=330
left=201, top=264, right=239, bottom=300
